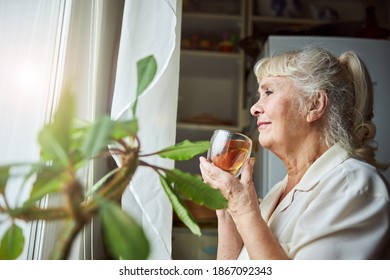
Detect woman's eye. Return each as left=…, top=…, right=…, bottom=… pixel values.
left=257, top=88, right=273, bottom=99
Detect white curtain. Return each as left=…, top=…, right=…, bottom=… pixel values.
left=55, top=0, right=125, bottom=260
left=0, top=0, right=67, bottom=259
left=111, top=0, right=181, bottom=260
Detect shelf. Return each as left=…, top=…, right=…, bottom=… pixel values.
left=181, top=49, right=241, bottom=59
left=248, top=0, right=376, bottom=37
left=183, top=12, right=241, bottom=21
left=182, top=0, right=243, bottom=18
left=252, top=15, right=327, bottom=26
left=177, top=122, right=241, bottom=131
left=181, top=9, right=243, bottom=43
left=178, top=48, right=242, bottom=126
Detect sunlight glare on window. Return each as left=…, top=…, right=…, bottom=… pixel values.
left=19, top=63, right=47, bottom=94
left=14, top=59, right=49, bottom=99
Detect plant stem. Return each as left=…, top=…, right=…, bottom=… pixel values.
left=139, top=160, right=168, bottom=173
left=9, top=206, right=69, bottom=221
left=83, top=151, right=138, bottom=215
left=138, top=151, right=159, bottom=157
left=51, top=218, right=84, bottom=260
left=63, top=175, right=85, bottom=222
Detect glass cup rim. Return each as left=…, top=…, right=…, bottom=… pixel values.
left=212, top=129, right=252, bottom=142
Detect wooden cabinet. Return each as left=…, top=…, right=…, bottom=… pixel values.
left=176, top=0, right=248, bottom=176
left=178, top=0, right=247, bottom=130
left=248, top=0, right=389, bottom=38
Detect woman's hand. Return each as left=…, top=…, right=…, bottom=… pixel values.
left=200, top=156, right=289, bottom=259
left=199, top=156, right=259, bottom=219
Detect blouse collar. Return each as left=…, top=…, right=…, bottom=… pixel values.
left=260, top=143, right=350, bottom=223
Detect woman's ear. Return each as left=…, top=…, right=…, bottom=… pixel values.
left=306, top=90, right=328, bottom=122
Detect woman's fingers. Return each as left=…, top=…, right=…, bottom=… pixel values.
left=199, top=156, right=236, bottom=197
left=199, top=156, right=259, bottom=218
left=240, top=157, right=256, bottom=185
left=198, top=156, right=213, bottom=182
left=199, top=156, right=227, bottom=183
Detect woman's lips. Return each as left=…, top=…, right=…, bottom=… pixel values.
left=257, top=121, right=271, bottom=130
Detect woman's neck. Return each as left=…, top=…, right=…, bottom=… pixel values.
left=278, top=137, right=328, bottom=203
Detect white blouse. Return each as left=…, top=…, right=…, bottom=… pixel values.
left=238, top=143, right=390, bottom=259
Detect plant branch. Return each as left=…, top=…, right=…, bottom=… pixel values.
left=97, top=148, right=125, bottom=159
left=135, top=135, right=141, bottom=154
left=51, top=218, right=83, bottom=260
left=9, top=206, right=69, bottom=221
left=62, top=174, right=86, bottom=224
left=83, top=151, right=139, bottom=215
left=84, top=167, right=121, bottom=198
left=139, top=160, right=169, bottom=174
left=117, top=138, right=130, bottom=152
left=138, top=151, right=159, bottom=157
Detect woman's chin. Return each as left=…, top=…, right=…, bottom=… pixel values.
left=258, top=137, right=272, bottom=150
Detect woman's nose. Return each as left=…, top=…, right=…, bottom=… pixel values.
left=250, top=100, right=263, bottom=117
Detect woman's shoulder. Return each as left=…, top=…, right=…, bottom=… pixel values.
left=326, top=157, right=390, bottom=199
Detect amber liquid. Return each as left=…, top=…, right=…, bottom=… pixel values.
left=210, top=139, right=251, bottom=176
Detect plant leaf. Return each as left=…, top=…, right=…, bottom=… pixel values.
left=71, top=118, right=90, bottom=148
left=157, top=140, right=210, bottom=161
left=38, top=91, right=75, bottom=166
left=0, top=223, right=25, bottom=260
left=84, top=168, right=120, bottom=197
left=111, top=119, right=138, bottom=140
left=132, top=55, right=157, bottom=116
left=136, top=55, right=157, bottom=96
left=0, top=163, right=46, bottom=197
left=24, top=167, right=68, bottom=206
left=38, top=127, right=68, bottom=166
left=0, top=166, right=10, bottom=194
left=165, top=169, right=228, bottom=210
left=51, top=90, right=75, bottom=152
left=159, top=175, right=201, bottom=236
left=99, top=198, right=150, bottom=260
left=81, top=115, right=113, bottom=159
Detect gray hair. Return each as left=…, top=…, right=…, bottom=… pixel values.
left=254, top=46, right=387, bottom=169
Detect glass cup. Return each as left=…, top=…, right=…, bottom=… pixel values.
left=207, top=129, right=252, bottom=177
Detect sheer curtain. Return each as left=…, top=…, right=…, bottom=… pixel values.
left=0, top=0, right=180, bottom=259
left=0, top=0, right=68, bottom=259
left=111, top=0, right=181, bottom=259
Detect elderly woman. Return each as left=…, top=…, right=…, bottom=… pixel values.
left=199, top=47, right=390, bottom=259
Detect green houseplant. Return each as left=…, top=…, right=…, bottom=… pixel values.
left=0, top=55, right=227, bottom=260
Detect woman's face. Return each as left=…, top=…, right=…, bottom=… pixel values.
left=250, top=76, right=307, bottom=154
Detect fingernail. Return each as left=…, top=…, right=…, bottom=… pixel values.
left=250, top=157, right=256, bottom=166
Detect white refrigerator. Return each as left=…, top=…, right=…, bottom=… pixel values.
left=252, top=36, right=390, bottom=196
